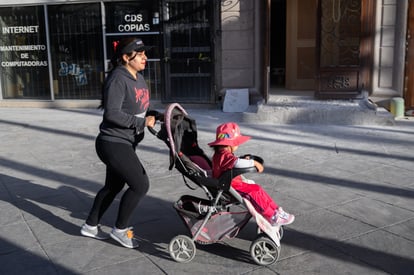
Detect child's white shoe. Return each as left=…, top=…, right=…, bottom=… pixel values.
left=271, top=207, right=295, bottom=226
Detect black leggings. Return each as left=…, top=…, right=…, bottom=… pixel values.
left=86, top=137, right=149, bottom=229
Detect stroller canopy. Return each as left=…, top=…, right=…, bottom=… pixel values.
left=158, top=103, right=211, bottom=171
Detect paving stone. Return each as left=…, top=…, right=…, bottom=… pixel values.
left=0, top=107, right=413, bottom=274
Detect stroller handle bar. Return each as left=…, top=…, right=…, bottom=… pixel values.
left=147, top=124, right=159, bottom=136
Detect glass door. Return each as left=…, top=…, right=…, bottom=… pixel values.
left=315, top=0, right=375, bottom=99
left=104, top=1, right=162, bottom=100
left=162, top=0, right=214, bottom=103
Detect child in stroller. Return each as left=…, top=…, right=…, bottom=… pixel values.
left=208, top=122, right=295, bottom=227
left=149, top=103, right=291, bottom=266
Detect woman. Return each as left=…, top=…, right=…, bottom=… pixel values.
left=80, top=37, right=159, bottom=249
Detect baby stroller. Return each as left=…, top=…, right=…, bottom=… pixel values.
left=149, top=103, right=284, bottom=266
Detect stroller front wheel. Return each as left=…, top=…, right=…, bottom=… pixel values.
left=250, top=234, right=280, bottom=266
left=169, top=235, right=196, bottom=263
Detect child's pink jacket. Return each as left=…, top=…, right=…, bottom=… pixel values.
left=212, top=149, right=278, bottom=219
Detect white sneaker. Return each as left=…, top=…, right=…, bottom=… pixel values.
left=110, top=227, right=139, bottom=249
left=80, top=224, right=110, bottom=240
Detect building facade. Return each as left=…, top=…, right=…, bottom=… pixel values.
left=0, top=0, right=412, bottom=111
left=0, top=0, right=218, bottom=107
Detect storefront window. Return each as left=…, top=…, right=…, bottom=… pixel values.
left=105, top=1, right=160, bottom=35
left=105, top=1, right=162, bottom=100
left=48, top=4, right=103, bottom=99
left=0, top=6, right=50, bottom=99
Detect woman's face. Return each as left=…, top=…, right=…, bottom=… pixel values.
left=125, top=51, right=147, bottom=72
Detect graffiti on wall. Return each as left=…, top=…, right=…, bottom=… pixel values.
left=58, top=61, right=88, bottom=86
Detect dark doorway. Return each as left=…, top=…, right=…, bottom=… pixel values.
left=270, top=0, right=286, bottom=88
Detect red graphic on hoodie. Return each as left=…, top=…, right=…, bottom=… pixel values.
left=135, top=87, right=149, bottom=110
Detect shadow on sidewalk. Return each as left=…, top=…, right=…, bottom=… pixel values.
left=0, top=173, right=175, bottom=263
left=0, top=238, right=78, bottom=275
left=0, top=173, right=94, bottom=237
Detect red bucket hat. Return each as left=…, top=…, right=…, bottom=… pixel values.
left=208, top=122, right=251, bottom=147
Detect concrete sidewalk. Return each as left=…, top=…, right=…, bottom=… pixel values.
left=0, top=107, right=413, bottom=275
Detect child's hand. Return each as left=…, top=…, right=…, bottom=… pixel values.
left=254, top=160, right=264, bottom=173
left=241, top=154, right=251, bottom=159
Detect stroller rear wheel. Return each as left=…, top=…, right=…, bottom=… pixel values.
left=250, top=233, right=280, bottom=266
left=169, top=235, right=196, bottom=263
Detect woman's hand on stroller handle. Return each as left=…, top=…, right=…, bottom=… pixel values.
left=146, top=112, right=164, bottom=136
left=145, top=116, right=156, bottom=128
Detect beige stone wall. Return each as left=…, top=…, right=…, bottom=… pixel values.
left=220, top=0, right=256, bottom=96
left=372, top=0, right=408, bottom=99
